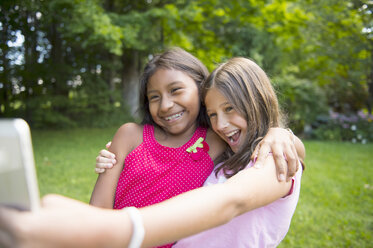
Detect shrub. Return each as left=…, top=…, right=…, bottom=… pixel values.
left=273, top=75, right=328, bottom=134
left=311, top=110, right=373, bottom=143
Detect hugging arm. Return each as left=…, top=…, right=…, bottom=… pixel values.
left=253, top=128, right=305, bottom=181
left=95, top=127, right=305, bottom=182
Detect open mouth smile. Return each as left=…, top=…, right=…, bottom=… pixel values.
left=163, top=111, right=184, bottom=122
left=226, top=129, right=241, bottom=144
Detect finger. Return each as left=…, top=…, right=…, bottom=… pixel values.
left=96, top=162, right=114, bottom=169
left=106, top=141, right=112, bottom=149
left=99, top=149, right=116, bottom=159
left=254, top=141, right=271, bottom=169
left=96, top=155, right=115, bottom=163
left=96, top=154, right=116, bottom=169
left=271, top=144, right=287, bottom=182
left=95, top=168, right=106, bottom=174
left=291, top=143, right=300, bottom=173
left=284, top=143, right=297, bottom=181
left=251, top=142, right=261, bottom=160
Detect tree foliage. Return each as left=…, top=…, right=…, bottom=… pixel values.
left=0, top=0, right=371, bottom=131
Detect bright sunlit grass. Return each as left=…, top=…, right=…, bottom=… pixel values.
left=32, top=129, right=373, bottom=247
left=32, top=127, right=118, bottom=202
left=280, top=141, right=373, bottom=247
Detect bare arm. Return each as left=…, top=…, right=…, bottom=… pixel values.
left=0, top=195, right=132, bottom=248
left=90, top=123, right=141, bottom=208
left=140, top=155, right=296, bottom=247
left=0, top=154, right=301, bottom=247
left=94, top=128, right=305, bottom=184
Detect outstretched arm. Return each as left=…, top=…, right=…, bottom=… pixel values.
left=0, top=195, right=132, bottom=248
left=0, top=153, right=300, bottom=248
left=140, top=154, right=296, bottom=246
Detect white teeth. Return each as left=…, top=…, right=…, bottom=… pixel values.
left=164, top=112, right=183, bottom=121
left=226, top=130, right=239, bottom=143
left=226, top=130, right=239, bottom=138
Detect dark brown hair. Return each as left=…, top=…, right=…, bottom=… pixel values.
left=202, top=57, right=285, bottom=178
left=139, top=47, right=210, bottom=128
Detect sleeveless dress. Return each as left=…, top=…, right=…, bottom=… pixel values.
left=114, top=124, right=214, bottom=248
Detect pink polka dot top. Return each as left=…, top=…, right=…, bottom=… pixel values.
left=114, top=123, right=214, bottom=207
left=113, top=124, right=214, bottom=248
left=114, top=125, right=214, bottom=247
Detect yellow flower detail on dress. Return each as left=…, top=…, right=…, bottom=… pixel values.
left=186, top=137, right=209, bottom=161
left=186, top=137, right=204, bottom=153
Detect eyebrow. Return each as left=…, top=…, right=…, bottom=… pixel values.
left=147, top=81, right=184, bottom=94
left=206, top=102, right=230, bottom=113
left=220, top=102, right=230, bottom=107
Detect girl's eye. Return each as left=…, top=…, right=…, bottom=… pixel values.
left=171, top=87, right=181, bottom=94
left=208, top=113, right=217, bottom=119
left=225, top=106, right=233, bottom=112
left=148, top=95, right=159, bottom=101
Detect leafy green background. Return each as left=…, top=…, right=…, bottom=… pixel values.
left=1, top=0, right=372, bottom=133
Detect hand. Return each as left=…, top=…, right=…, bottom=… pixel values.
left=0, top=195, right=131, bottom=248
left=251, top=128, right=299, bottom=182
left=95, top=142, right=116, bottom=174
left=0, top=206, right=18, bottom=248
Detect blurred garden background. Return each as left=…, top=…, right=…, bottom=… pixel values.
left=1, top=0, right=372, bottom=247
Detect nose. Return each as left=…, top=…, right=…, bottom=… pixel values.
left=160, top=95, right=174, bottom=112
left=216, top=114, right=229, bottom=131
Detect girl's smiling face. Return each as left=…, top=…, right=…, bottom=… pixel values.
left=147, top=68, right=200, bottom=137
left=205, top=87, right=247, bottom=153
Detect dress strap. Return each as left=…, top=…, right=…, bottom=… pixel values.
left=195, top=126, right=208, bottom=139
left=142, top=124, right=155, bottom=145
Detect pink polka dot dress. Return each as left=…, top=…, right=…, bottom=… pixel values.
left=114, top=124, right=214, bottom=248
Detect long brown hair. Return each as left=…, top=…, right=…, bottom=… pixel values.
left=139, top=47, right=210, bottom=128
left=202, top=57, right=285, bottom=178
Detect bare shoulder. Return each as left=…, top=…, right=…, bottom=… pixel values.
left=113, top=122, right=143, bottom=150
left=205, top=128, right=227, bottom=160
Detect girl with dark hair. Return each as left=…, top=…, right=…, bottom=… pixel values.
left=90, top=48, right=225, bottom=248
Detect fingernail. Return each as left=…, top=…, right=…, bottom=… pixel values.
left=254, top=163, right=261, bottom=169
left=112, top=159, right=116, bottom=164
left=279, top=174, right=285, bottom=181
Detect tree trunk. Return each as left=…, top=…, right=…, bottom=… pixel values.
left=121, top=50, right=141, bottom=117
left=0, top=10, right=10, bottom=117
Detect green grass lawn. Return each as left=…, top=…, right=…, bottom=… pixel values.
left=31, top=128, right=373, bottom=247
left=32, top=127, right=118, bottom=202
